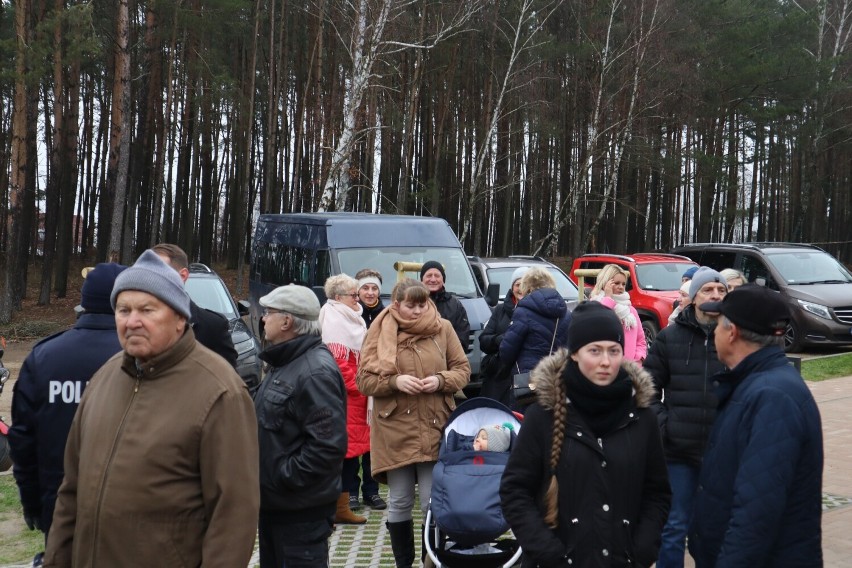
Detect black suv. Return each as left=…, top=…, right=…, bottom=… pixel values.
left=186, top=264, right=262, bottom=386
left=671, top=243, right=852, bottom=351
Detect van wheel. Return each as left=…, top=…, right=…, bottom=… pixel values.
left=784, top=321, right=801, bottom=353
left=641, top=319, right=658, bottom=348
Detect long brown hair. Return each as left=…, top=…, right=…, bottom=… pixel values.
left=543, top=378, right=568, bottom=528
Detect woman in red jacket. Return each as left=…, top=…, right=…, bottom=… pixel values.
left=320, top=273, right=369, bottom=524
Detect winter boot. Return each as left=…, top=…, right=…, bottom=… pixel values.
left=335, top=492, right=367, bottom=525
left=386, top=520, right=415, bottom=568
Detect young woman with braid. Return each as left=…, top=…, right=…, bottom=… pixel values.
left=500, top=302, right=671, bottom=568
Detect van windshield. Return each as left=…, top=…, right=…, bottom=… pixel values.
left=766, top=251, right=852, bottom=285
left=337, top=247, right=480, bottom=297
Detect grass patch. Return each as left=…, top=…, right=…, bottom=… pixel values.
left=802, top=353, right=852, bottom=382
left=0, top=474, right=44, bottom=564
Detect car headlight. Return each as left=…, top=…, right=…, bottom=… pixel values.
left=798, top=299, right=832, bottom=321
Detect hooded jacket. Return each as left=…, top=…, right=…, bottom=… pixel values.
left=356, top=302, right=470, bottom=482
left=688, top=345, right=823, bottom=568
left=44, top=329, right=260, bottom=568
left=499, top=288, right=570, bottom=373
left=9, top=313, right=122, bottom=536
left=500, top=350, right=671, bottom=568
left=643, top=305, right=725, bottom=465
left=255, top=334, right=347, bottom=521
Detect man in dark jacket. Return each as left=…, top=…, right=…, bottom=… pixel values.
left=8, top=263, right=127, bottom=568
left=254, top=284, right=347, bottom=568
left=152, top=243, right=238, bottom=370
left=421, top=260, right=470, bottom=352
left=644, top=266, right=727, bottom=568
left=689, top=285, right=823, bottom=567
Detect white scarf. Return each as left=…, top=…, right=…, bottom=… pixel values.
left=591, top=291, right=637, bottom=329
left=319, top=299, right=367, bottom=363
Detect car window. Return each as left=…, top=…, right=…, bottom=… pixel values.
left=487, top=266, right=578, bottom=301
left=471, top=264, right=487, bottom=292
left=763, top=251, right=852, bottom=285
left=185, top=277, right=238, bottom=319
left=698, top=251, right=736, bottom=271
left=336, top=247, right=480, bottom=298
left=739, top=254, right=776, bottom=289
left=634, top=262, right=695, bottom=291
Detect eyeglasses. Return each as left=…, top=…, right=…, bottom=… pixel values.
left=262, top=308, right=284, bottom=317
left=339, top=293, right=359, bottom=299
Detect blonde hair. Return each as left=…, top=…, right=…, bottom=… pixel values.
left=719, top=268, right=745, bottom=285
left=591, top=264, right=629, bottom=297
left=520, top=267, right=556, bottom=295
left=391, top=278, right=430, bottom=304
left=323, top=273, right=358, bottom=299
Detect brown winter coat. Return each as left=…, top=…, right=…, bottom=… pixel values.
left=356, top=301, right=470, bottom=482
left=44, top=329, right=260, bottom=568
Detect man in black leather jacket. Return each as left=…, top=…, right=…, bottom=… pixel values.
left=420, top=260, right=470, bottom=352
left=254, top=284, right=347, bottom=568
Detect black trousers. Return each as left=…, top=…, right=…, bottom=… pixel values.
left=258, top=514, right=333, bottom=568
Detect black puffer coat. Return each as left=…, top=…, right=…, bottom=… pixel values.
left=643, top=305, right=725, bottom=466
left=500, top=351, right=671, bottom=567
left=478, top=294, right=517, bottom=404
left=431, top=289, right=470, bottom=353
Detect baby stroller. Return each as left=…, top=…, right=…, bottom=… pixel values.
left=425, top=397, right=523, bottom=568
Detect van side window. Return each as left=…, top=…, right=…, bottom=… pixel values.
left=700, top=251, right=736, bottom=271
left=740, top=255, right=775, bottom=290
left=316, top=249, right=332, bottom=284
left=255, top=243, right=314, bottom=286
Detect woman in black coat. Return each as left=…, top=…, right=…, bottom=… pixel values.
left=479, top=266, right=529, bottom=405
left=500, top=302, right=671, bottom=568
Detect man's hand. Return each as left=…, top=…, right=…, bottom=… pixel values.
left=24, top=513, right=43, bottom=532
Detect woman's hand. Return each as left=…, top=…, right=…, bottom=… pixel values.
left=395, top=374, right=423, bottom=395
left=420, top=375, right=441, bottom=393
left=603, top=279, right=617, bottom=296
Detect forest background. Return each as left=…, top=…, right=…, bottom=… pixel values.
left=0, top=0, right=851, bottom=324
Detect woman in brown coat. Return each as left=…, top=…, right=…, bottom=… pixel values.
left=356, top=278, right=470, bottom=568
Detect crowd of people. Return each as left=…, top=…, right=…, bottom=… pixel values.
left=5, top=251, right=824, bottom=568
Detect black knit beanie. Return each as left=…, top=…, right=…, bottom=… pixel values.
left=567, top=302, right=624, bottom=351
left=420, top=260, right=446, bottom=282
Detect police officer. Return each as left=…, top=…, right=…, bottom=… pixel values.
left=8, top=263, right=127, bottom=567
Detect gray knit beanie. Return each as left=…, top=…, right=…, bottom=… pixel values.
left=484, top=423, right=513, bottom=453
left=689, top=266, right=727, bottom=302
left=110, top=249, right=192, bottom=319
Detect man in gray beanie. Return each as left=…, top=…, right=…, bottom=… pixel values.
left=643, top=266, right=728, bottom=568
left=45, top=250, right=260, bottom=568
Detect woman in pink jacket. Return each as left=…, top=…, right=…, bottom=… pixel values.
left=590, top=264, right=647, bottom=363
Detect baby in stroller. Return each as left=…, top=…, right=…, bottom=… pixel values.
left=472, top=423, right=513, bottom=453
left=425, top=399, right=523, bottom=568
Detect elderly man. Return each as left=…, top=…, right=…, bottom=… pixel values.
left=420, top=260, right=470, bottom=352
left=9, top=263, right=126, bottom=568
left=644, top=266, right=728, bottom=568
left=254, top=284, right=347, bottom=568
left=43, top=250, right=259, bottom=568
left=689, top=285, right=823, bottom=567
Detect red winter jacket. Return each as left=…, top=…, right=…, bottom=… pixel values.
left=336, top=351, right=370, bottom=458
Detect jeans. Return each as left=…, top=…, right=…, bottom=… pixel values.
left=656, top=461, right=700, bottom=568
left=258, top=515, right=333, bottom=568
left=342, top=452, right=379, bottom=498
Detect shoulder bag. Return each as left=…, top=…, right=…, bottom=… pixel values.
left=513, top=318, right=560, bottom=402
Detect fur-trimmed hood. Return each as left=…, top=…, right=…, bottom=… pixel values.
left=530, top=348, right=656, bottom=411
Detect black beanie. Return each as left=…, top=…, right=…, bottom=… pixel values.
left=567, top=302, right=624, bottom=351
left=81, top=263, right=128, bottom=314
left=420, top=260, right=446, bottom=282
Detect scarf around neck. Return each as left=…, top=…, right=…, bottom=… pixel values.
left=319, top=299, right=367, bottom=363
left=360, top=300, right=442, bottom=376
left=592, top=291, right=637, bottom=329
left=563, top=360, right=633, bottom=437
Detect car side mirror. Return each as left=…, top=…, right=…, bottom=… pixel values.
left=238, top=299, right=250, bottom=317
left=485, top=283, right=500, bottom=307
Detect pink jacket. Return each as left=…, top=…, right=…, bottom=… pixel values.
left=598, top=297, right=647, bottom=363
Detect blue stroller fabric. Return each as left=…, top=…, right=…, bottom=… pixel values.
left=430, top=398, right=521, bottom=547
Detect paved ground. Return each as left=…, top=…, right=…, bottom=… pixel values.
left=3, top=373, right=851, bottom=567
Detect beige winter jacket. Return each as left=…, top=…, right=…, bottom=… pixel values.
left=356, top=302, right=470, bottom=482
left=44, top=329, right=260, bottom=568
